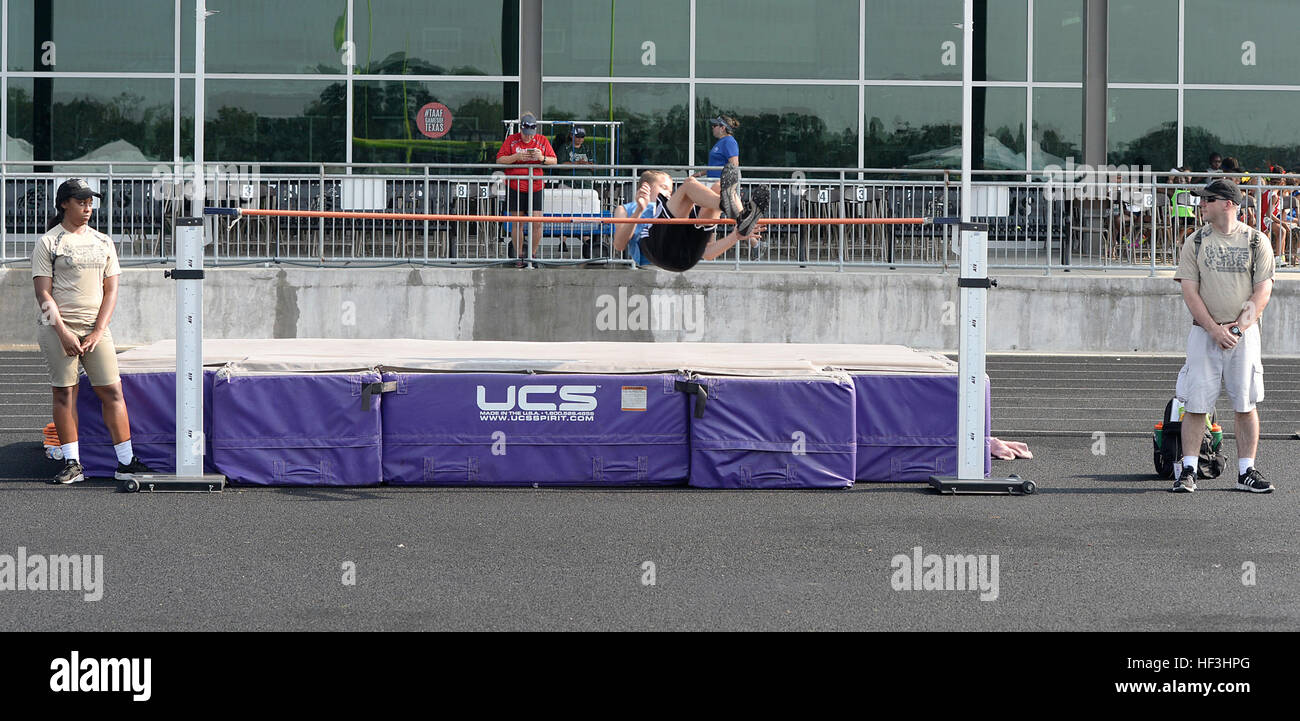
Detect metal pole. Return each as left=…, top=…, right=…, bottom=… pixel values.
left=177, top=0, right=208, bottom=478
left=956, top=0, right=986, bottom=481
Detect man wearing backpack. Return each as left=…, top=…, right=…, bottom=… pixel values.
left=1171, top=179, right=1277, bottom=493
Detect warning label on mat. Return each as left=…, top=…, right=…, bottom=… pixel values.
left=621, top=386, right=647, bottom=411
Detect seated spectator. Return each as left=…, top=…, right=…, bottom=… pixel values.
left=1168, top=168, right=1198, bottom=244
left=1108, top=171, right=1152, bottom=255
left=1205, top=152, right=1223, bottom=174
left=1262, top=170, right=1290, bottom=266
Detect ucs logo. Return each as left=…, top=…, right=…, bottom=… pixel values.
left=476, top=385, right=598, bottom=412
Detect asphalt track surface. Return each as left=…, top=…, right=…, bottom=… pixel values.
left=1, top=350, right=1297, bottom=632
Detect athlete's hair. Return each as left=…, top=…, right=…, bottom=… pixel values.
left=639, top=170, right=669, bottom=186
left=717, top=114, right=740, bottom=134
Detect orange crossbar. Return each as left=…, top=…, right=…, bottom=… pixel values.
left=220, top=208, right=931, bottom=226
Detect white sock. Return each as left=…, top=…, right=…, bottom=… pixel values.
left=1181, top=455, right=1198, bottom=473
left=114, top=440, right=134, bottom=465
left=61, top=442, right=79, bottom=462
left=1238, top=458, right=1254, bottom=476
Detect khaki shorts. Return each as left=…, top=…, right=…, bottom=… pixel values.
left=1176, top=324, right=1264, bottom=414
left=37, top=324, right=121, bottom=388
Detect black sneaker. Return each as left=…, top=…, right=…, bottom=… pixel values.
left=718, top=165, right=743, bottom=220
left=1235, top=467, right=1274, bottom=493
left=52, top=460, right=84, bottom=485
left=736, top=186, right=769, bottom=238
left=1170, top=466, right=1197, bottom=493
left=115, top=457, right=154, bottom=481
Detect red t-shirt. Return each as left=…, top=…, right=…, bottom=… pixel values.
left=496, top=133, right=556, bottom=191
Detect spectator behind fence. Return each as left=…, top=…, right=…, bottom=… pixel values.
left=1169, top=167, right=1198, bottom=244
left=1206, top=152, right=1223, bottom=174
left=1262, top=169, right=1289, bottom=266
left=555, top=126, right=595, bottom=173
left=496, top=111, right=557, bottom=268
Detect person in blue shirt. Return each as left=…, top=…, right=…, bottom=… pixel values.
left=694, top=114, right=762, bottom=258
left=697, top=114, right=741, bottom=181
left=611, top=171, right=672, bottom=266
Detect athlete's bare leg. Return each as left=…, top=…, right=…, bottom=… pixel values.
left=665, top=176, right=723, bottom=220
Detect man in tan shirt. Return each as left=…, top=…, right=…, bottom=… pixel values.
left=1171, top=179, right=1276, bottom=493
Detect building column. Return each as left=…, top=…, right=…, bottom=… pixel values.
left=1082, top=0, right=1107, bottom=167
left=518, top=0, right=543, bottom=117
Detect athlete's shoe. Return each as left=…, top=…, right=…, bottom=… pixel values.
left=735, top=186, right=769, bottom=238
left=1235, top=467, right=1274, bottom=493
left=115, top=457, right=155, bottom=482
left=52, top=460, right=85, bottom=485
left=1170, top=466, right=1197, bottom=493
left=748, top=239, right=768, bottom=261
left=718, top=165, right=743, bottom=220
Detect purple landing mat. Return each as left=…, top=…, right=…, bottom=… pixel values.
left=687, top=376, right=857, bottom=489
left=381, top=373, right=690, bottom=486
left=212, top=372, right=383, bottom=486
left=74, top=371, right=218, bottom=479
left=853, top=374, right=991, bottom=481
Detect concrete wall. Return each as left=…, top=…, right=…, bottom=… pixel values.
left=2, top=267, right=1296, bottom=354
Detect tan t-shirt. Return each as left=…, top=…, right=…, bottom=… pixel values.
left=1174, top=222, right=1275, bottom=324
left=30, top=226, right=122, bottom=331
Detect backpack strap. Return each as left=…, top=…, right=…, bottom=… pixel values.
left=1192, top=224, right=1260, bottom=276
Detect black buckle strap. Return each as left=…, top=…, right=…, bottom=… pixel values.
left=674, top=380, right=709, bottom=419
left=361, top=381, right=398, bottom=411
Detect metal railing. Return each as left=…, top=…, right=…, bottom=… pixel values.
left=3, top=162, right=1296, bottom=273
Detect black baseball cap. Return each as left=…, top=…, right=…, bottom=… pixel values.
left=572, top=126, right=585, bottom=137
left=55, top=178, right=103, bottom=205
left=1192, top=178, right=1245, bottom=206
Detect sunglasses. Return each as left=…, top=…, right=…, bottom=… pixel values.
left=521, top=123, right=538, bottom=129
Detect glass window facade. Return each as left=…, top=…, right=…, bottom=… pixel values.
left=864, top=87, right=960, bottom=169
left=696, top=84, right=858, bottom=168
left=8, top=1, right=176, bottom=72
left=544, top=82, right=689, bottom=166
left=2, top=1, right=1294, bottom=174
left=1107, top=88, right=1177, bottom=169
left=354, top=80, right=516, bottom=165
left=699, top=0, right=859, bottom=80
left=1032, top=88, right=1082, bottom=168
left=864, top=0, right=963, bottom=81
left=1185, top=0, right=1295, bottom=86
left=205, top=80, right=346, bottom=163
left=1033, top=0, right=1085, bottom=82
left=1185, top=90, right=1300, bottom=171
left=543, top=0, right=689, bottom=77
left=181, top=0, right=344, bottom=74
left=1107, top=0, right=1178, bottom=84
left=7, top=78, right=176, bottom=163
